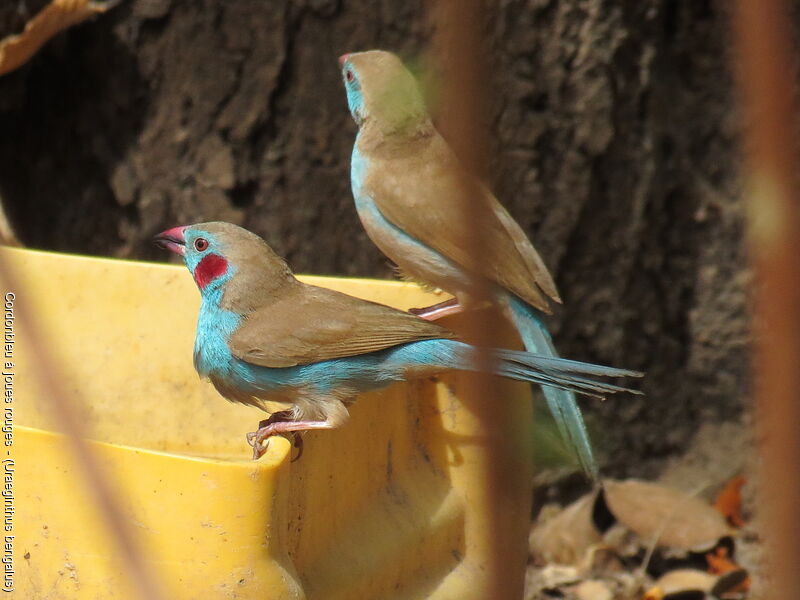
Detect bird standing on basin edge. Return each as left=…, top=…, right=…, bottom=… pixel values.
left=339, top=50, right=605, bottom=478
left=154, top=222, right=640, bottom=459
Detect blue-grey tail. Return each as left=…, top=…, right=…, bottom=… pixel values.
left=505, top=294, right=600, bottom=480
left=420, top=338, right=641, bottom=399
left=418, top=334, right=641, bottom=483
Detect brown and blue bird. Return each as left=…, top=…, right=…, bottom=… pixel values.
left=155, top=222, right=640, bottom=459
left=339, top=50, right=607, bottom=478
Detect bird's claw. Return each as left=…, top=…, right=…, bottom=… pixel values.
left=247, top=428, right=302, bottom=461
left=246, top=410, right=303, bottom=461
left=251, top=436, right=270, bottom=460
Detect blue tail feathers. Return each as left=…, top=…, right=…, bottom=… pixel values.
left=408, top=338, right=640, bottom=402
left=505, top=294, right=600, bottom=480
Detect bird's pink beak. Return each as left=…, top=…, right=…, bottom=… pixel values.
left=153, top=226, right=187, bottom=256
left=338, top=53, right=351, bottom=66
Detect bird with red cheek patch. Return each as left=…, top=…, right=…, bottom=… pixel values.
left=193, top=254, right=228, bottom=289
left=154, top=221, right=642, bottom=460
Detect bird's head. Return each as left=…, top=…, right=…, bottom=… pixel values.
left=154, top=222, right=296, bottom=310
left=339, top=50, right=428, bottom=134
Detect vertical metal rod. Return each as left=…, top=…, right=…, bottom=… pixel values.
left=430, top=2, right=528, bottom=597
left=0, top=253, right=167, bottom=600
left=731, top=1, right=800, bottom=597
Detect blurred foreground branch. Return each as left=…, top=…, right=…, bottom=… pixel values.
left=430, top=2, right=530, bottom=597
left=732, top=1, right=800, bottom=597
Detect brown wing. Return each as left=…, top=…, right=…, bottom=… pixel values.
left=227, top=283, right=455, bottom=368
left=365, top=133, right=560, bottom=312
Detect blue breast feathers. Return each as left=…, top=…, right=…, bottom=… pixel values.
left=193, top=286, right=242, bottom=379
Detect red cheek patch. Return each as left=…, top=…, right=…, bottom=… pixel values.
left=194, top=254, right=228, bottom=289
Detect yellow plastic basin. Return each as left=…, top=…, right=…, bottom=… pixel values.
left=12, top=247, right=533, bottom=599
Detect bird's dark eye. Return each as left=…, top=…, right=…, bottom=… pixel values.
left=194, top=238, right=209, bottom=252
left=345, top=69, right=354, bottom=83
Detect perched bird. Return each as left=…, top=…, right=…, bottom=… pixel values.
left=339, top=49, right=607, bottom=478
left=154, top=221, right=640, bottom=459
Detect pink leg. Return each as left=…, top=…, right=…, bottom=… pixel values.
left=409, top=298, right=464, bottom=321
left=246, top=410, right=306, bottom=460
left=248, top=419, right=334, bottom=460
left=246, top=410, right=293, bottom=446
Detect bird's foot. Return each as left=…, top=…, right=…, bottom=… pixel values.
left=247, top=417, right=333, bottom=460
left=247, top=410, right=295, bottom=460
left=408, top=298, right=463, bottom=321
left=246, top=410, right=293, bottom=445
left=249, top=433, right=302, bottom=461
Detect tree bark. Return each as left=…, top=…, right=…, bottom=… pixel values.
left=0, top=0, right=748, bottom=476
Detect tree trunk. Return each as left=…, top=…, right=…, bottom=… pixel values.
left=0, top=0, right=748, bottom=476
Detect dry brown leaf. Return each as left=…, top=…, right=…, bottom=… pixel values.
left=0, top=0, right=115, bottom=76
left=713, top=476, right=746, bottom=528
left=602, top=522, right=645, bottom=559
left=572, top=579, right=613, bottom=600
left=712, top=568, right=750, bottom=597
left=646, top=568, right=716, bottom=599
left=706, top=546, right=750, bottom=594
left=706, top=545, right=739, bottom=576
left=642, top=587, right=665, bottom=600
left=536, top=564, right=581, bottom=589
left=603, top=479, right=731, bottom=551
left=529, top=493, right=603, bottom=566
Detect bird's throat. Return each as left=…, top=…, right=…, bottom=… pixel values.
left=194, top=253, right=229, bottom=289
